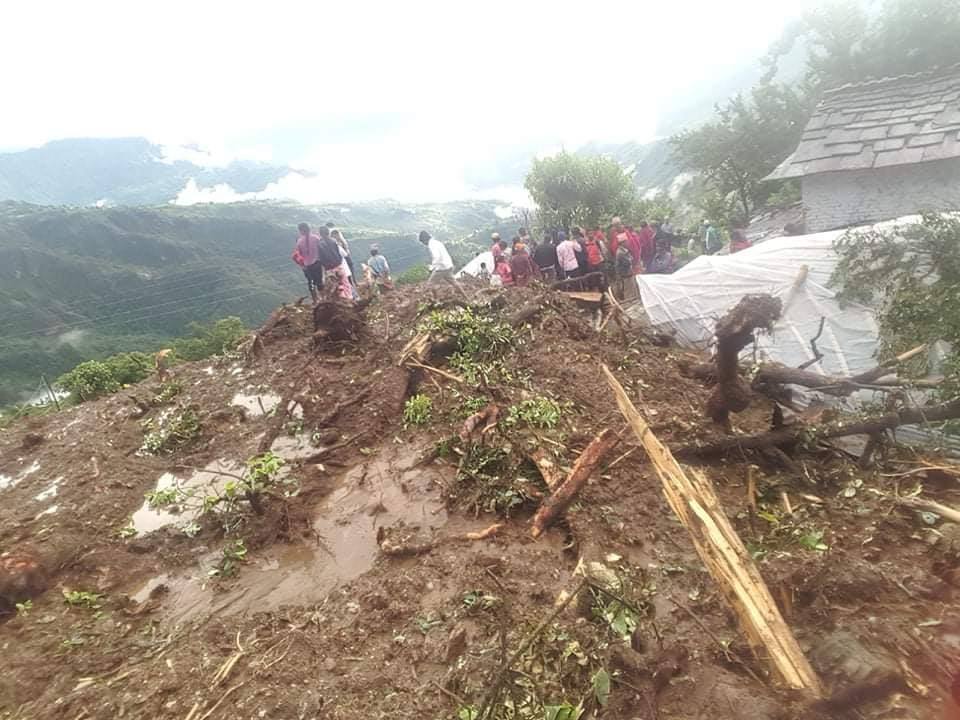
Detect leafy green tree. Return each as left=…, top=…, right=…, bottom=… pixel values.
left=172, top=317, right=247, bottom=360
left=395, top=264, right=431, bottom=285
left=768, top=0, right=960, bottom=90
left=670, top=83, right=810, bottom=223
left=831, top=213, right=960, bottom=400
left=525, top=152, right=637, bottom=230
left=57, top=361, right=121, bottom=401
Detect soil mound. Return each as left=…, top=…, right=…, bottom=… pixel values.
left=0, top=282, right=957, bottom=719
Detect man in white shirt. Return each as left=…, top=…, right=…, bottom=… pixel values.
left=419, top=230, right=468, bottom=298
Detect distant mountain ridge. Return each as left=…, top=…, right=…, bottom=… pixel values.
left=0, top=138, right=293, bottom=206
left=0, top=199, right=505, bottom=404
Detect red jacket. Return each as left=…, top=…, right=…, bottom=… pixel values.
left=583, top=237, right=604, bottom=267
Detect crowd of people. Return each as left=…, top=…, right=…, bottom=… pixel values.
left=478, top=217, right=751, bottom=290
left=292, top=222, right=466, bottom=302
left=292, top=216, right=749, bottom=303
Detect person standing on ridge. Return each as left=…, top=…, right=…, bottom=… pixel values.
left=490, top=232, right=503, bottom=261
left=294, top=222, right=324, bottom=303
left=419, top=230, right=468, bottom=298
left=366, top=244, right=393, bottom=291
left=317, top=225, right=352, bottom=300
left=331, top=228, right=356, bottom=286
left=509, top=239, right=537, bottom=286
left=533, top=231, right=558, bottom=280
left=556, top=230, right=582, bottom=279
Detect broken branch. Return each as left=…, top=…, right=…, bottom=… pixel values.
left=530, top=429, right=620, bottom=538
left=677, top=398, right=960, bottom=458
left=898, top=496, right=960, bottom=525
left=604, top=364, right=822, bottom=695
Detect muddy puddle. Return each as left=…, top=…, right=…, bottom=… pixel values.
left=127, top=442, right=469, bottom=623
left=129, top=460, right=244, bottom=535
left=0, top=459, right=41, bottom=491
left=230, top=390, right=304, bottom=418
left=270, top=433, right=316, bottom=461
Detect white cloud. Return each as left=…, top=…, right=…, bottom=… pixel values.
left=2, top=0, right=814, bottom=202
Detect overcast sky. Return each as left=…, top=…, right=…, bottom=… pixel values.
left=3, top=0, right=813, bottom=202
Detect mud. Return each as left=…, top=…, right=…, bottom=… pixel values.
left=0, top=284, right=958, bottom=719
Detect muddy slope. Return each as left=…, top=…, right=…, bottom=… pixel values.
left=1, top=286, right=958, bottom=720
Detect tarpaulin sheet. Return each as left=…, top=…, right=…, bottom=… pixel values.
left=630, top=215, right=959, bottom=451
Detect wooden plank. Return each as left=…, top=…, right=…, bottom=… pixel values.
left=563, top=291, right=604, bottom=305
left=602, top=364, right=822, bottom=695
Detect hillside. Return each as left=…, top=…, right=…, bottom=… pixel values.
left=0, top=282, right=956, bottom=719
left=0, top=200, right=506, bottom=404
left=0, top=138, right=292, bottom=206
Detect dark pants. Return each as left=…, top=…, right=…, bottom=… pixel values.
left=303, top=262, right=324, bottom=294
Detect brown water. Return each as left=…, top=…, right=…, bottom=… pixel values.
left=129, top=460, right=245, bottom=535
left=127, top=442, right=452, bottom=623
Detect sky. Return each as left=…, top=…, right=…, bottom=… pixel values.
left=2, top=0, right=813, bottom=202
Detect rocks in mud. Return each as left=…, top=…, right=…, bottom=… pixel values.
left=20, top=433, right=44, bottom=450
left=0, top=552, right=47, bottom=609
left=809, top=631, right=906, bottom=713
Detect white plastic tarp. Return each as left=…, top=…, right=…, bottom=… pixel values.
left=456, top=251, right=495, bottom=279
left=630, top=215, right=959, bottom=450
left=632, top=223, right=908, bottom=378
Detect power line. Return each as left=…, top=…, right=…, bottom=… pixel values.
left=0, top=247, right=434, bottom=342
left=0, top=270, right=299, bottom=340
left=0, top=255, right=292, bottom=323
left=5, top=288, right=293, bottom=343
left=0, top=244, right=431, bottom=325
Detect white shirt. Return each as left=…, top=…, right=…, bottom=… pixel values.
left=428, top=237, right=453, bottom=271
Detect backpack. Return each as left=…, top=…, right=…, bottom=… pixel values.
left=616, top=246, right=633, bottom=275
left=316, top=238, right=344, bottom=270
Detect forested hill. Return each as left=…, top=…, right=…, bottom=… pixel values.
left=0, top=138, right=292, bottom=206
left=0, top=200, right=503, bottom=404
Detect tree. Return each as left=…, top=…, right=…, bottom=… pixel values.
left=524, top=152, right=637, bottom=231
left=670, top=83, right=810, bottom=223
left=831, top=213, right=960, bottom=401
left=767, top=0, right=960, bottom=91
left=172, top=317, right=247, bottom=361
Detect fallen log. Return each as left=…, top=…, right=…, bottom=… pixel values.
left=563, top=291, right=604, bottom=308
left=530, top=448, right=564, bottom=490
left=898, top=496, right=960, bottom=525
left=603, top=364, right=822, bottom=695
left=530, top=429, right=619, bottom=538
left=707, top=295, right=782, bottom=428
left=677, top=398, right=960, bottom=458
left=550, top=271, right=607, bottom=293
left=688, top=343, right=932, bottom=398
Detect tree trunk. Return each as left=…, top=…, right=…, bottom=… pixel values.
left=530, top=429, right=619, bottom=538
left=707, top=295, right=782, bottom=427
left=677, top=398, right=960, bottom=458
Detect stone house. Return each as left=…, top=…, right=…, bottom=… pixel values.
left=766, top=65, right=960, bottom=233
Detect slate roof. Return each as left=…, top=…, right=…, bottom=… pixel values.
left=766, top=65, right=960, bottom=180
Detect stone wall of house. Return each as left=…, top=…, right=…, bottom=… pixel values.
left=801, top=157, right=960, bottom=232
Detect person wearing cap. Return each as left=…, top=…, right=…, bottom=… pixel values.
left=491, top=232, right=503, bottom=260
left=418, top=230, right=468, bottom=298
